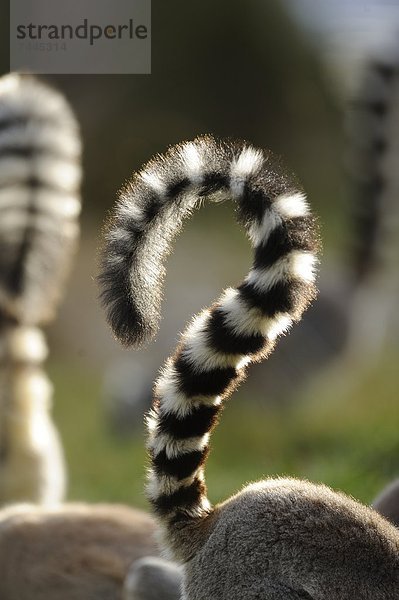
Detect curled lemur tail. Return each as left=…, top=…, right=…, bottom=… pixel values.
left=100, top=136, right=320, bottom=554
left=347, top=53, right=399, bottom=285
left=0, top=73, right=81, bottom=504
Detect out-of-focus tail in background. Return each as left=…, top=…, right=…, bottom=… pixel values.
left=0, top=73, right=82, bottom=505
left=343, top=49, right=399, bottom=363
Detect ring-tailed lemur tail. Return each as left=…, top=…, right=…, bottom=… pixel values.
left=0, top=73, right=81, bottom=324
left=101, top=136, right=399, bottom=599
left=101, top=134, right=319, bottom=513
left=347, top=57, right=394, bottom=284
left=0, top=73, right=81, bottom=505
left=344, top=52, right=399, bottom=359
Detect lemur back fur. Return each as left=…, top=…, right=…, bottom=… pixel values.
left=0, top=73, right=82, bottom=504
left=100, top=135, right=399, bottom=599
left=0, top=502, right=159, bottom=600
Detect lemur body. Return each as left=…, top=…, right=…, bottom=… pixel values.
left=0, top=73, right=82, bottom=504
left=0, top=502, right=159, bottom=600
left=100, top=136, right=399, bottom=599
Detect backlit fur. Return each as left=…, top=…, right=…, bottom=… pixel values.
left=100, top=136, right=399, bottom=598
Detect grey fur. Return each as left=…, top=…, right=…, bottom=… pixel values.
left=124, top=556, right=183, bottom=600
left=0, top=503, right=159, bottom=600
left=181, top=479, right=399, bottom=599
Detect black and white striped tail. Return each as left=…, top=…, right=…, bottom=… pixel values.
left=99, top=136, right=320, bottom=555
left=0, top=73, right=81, bottom=327
left=346, top=53, right=399, bottom=284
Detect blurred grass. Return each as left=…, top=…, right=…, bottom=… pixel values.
left=50, top=347, right=399, bottom=510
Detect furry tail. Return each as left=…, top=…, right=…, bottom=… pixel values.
left=0, top=322, right=66, bottom=505
left=0, top=73, right=81, bottom=504
left=346, top=54, right=398, bottom=285
left=0, top=73, right=81, bottom=326
left=100, top=136, right=320, bottom=557
left=343, top=52, right=399, bottom=359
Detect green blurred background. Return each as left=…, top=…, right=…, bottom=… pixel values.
left=1, top=0, right=397, bottom=509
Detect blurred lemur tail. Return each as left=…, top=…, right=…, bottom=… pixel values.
left=0, top=72, right=81, bottom=328
left=0, top=73, right=81, bottom=504
left=346, top=53, right=399, bottom=285
left=99, top=136, right=320, bottom=559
